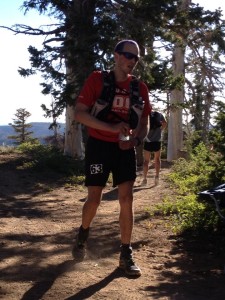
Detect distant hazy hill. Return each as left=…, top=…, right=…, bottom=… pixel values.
left=0, top=122, right=65, bottom=145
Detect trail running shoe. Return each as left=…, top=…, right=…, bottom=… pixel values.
left=119, top=255, right=141, bottom=276
left=72, top=226, right=89, bottom=261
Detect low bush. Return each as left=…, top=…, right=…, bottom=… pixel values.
left=152, top=143, right=225, bottom=233
left=17, top=141, right=85, bottom=177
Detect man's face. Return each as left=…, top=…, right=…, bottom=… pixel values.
left=115, top=43, right=140, bottom=75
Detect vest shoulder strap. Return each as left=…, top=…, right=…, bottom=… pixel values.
left=99, top=70, right=115, bottom=106
left=130, top=75, right=140, bottom=105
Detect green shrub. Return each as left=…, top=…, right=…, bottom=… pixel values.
left=17, top=141, right=85, bottom=176
left=152, top=142, right=225, bottom=233
left=154, top=194, right=220, bottom=233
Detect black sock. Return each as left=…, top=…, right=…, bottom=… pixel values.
left=78, top=225, right=89, bottom=241
left=80, top=225, right=89, bottom=233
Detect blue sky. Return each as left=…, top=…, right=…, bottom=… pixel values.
left=0, top=0, right=65, bottom=125
left=0, top=0, right=224, bottom=125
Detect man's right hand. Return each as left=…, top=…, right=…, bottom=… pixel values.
left=111, top=122, right=130, bottom=136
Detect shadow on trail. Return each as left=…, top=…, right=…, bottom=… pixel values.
left=78, top=187, right=119, bottom=202
left=21, top=259, right=75, bottom=300
left=0, top=153, right=70, bottom=200
left=0, top=231, right=75, bottom=282
left=133, top=185, right=155, bottom=192
left=102, top=187, right=118, bottom=201
left=21, top=264, right=132, bottom=300
left=0, top=195, right=48, bottom=219
left=65, top=268, right=129, bottom=300
left=144, top=231, right=225, bottom=300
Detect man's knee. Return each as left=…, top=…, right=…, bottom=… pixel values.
left=119, top=193, right=133, bottom=206
left=85, top=197, right=101, bottom=207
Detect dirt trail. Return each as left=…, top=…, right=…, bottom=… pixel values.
left=1, top=154, right=225, bottom=300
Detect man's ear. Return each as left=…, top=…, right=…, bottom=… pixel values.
left=114, top=52, right=120, bottom=61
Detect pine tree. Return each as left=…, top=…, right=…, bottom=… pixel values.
left=8, top=108, right=34, bottom=145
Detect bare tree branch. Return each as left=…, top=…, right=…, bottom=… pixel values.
left=0, top=24, right=63, bottom=36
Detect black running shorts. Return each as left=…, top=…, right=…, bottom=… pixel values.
left=143, top=141, right=161, bottom=152
left=85, top=137, right=136, bottom=187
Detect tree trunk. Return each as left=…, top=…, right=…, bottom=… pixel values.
left=63, top=0, right=96, bottom=158
left=167, top=0, right=191, bottom=161
left=167, top=80, right=184, bottom=162
left=64, top=105, right=84, bottom=159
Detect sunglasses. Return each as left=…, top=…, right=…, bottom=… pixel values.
left=118, top=51, right=139, bottom=62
